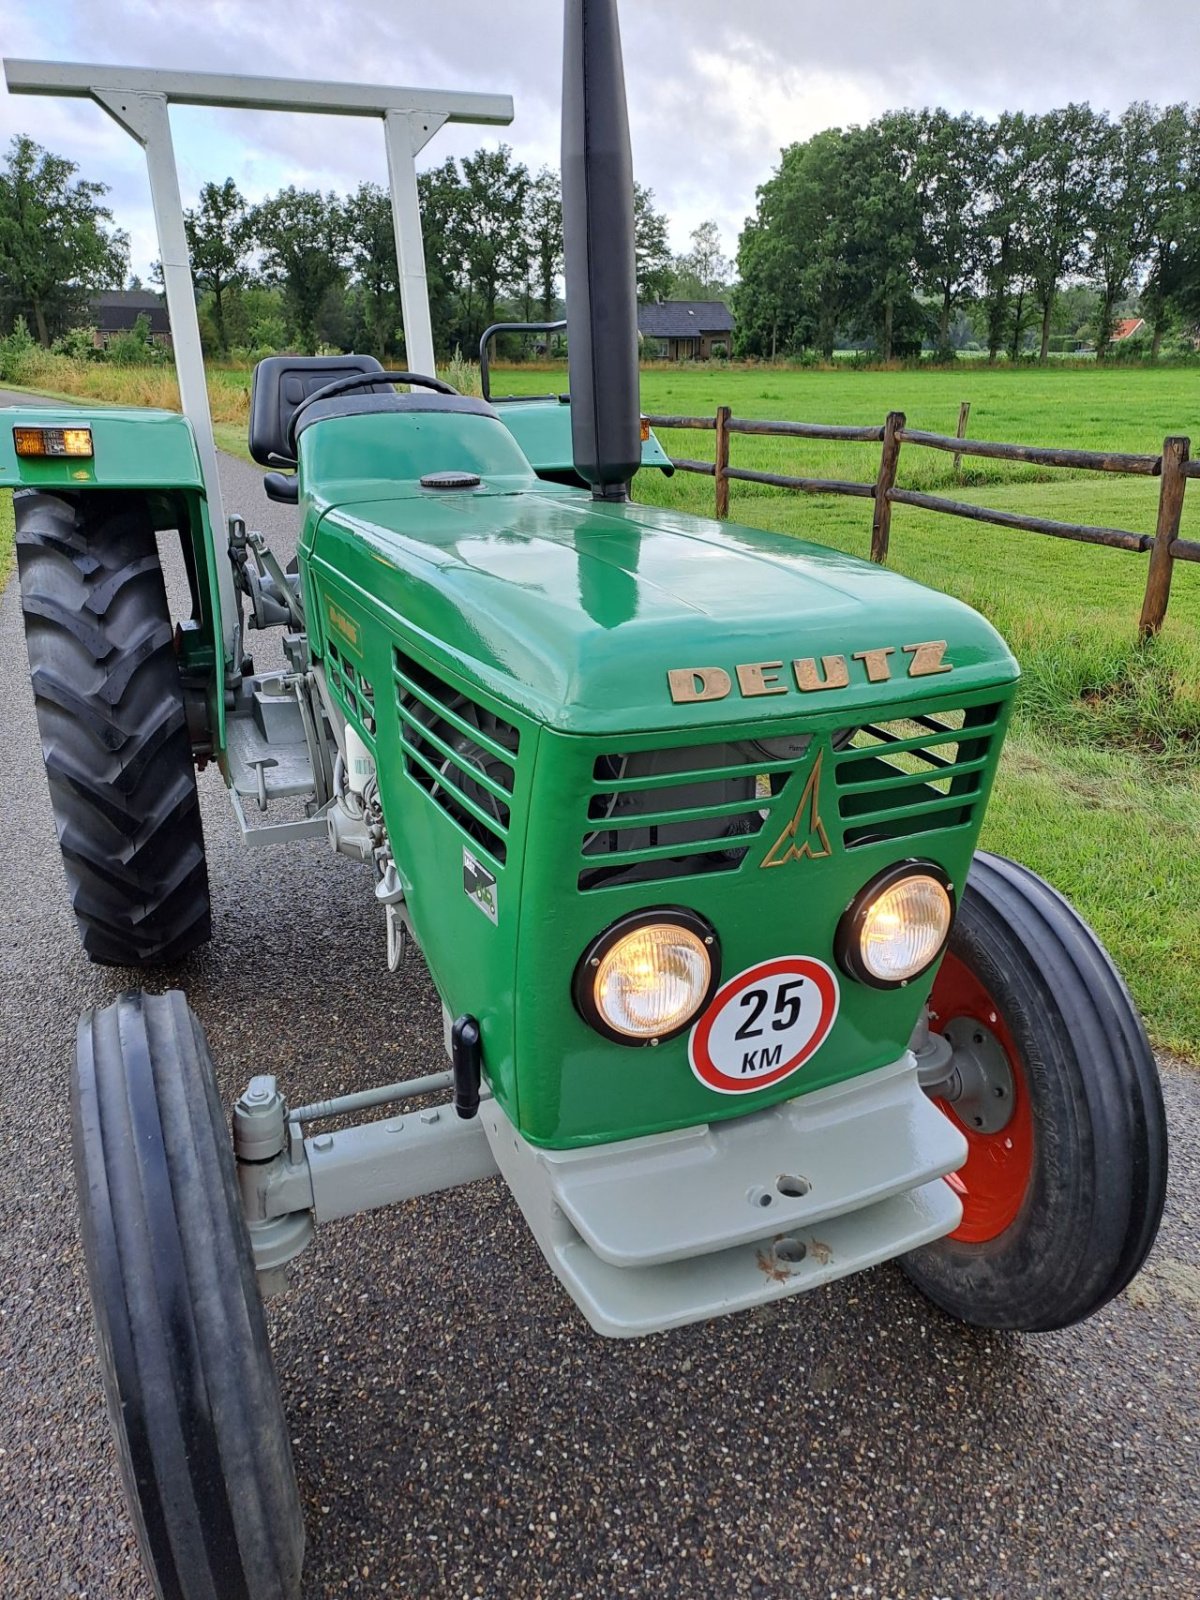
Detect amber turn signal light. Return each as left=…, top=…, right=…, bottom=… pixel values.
left=13, top=425, right=93, bottom=458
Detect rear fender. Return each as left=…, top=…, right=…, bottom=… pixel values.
left=1, top=405, right=228, bottom=750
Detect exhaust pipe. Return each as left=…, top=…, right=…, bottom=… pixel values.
left=561, top=0, right=641, bottom=501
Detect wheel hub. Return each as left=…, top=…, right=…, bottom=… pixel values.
left=939, top=1016, right=1016, bottom=1135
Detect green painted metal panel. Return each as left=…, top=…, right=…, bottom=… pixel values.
left=0, top=404, right=227, bottom=745
left=304, top=445, right=1017, bottom=737
left=0, top=405, right=207, bottom=490
left=296, top=402, right=1019, bottom=1150
left=511, top=690, right=1012, bottom=1146
left=301, top=567, right=535, bottom=1128
left=492, top=395, right=674, bottom=475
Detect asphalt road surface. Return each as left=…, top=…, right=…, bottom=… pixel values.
left=2, top=425, right=1199, bottom=1599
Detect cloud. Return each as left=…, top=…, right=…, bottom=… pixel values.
left=2, top=0, right=1198, bottom=275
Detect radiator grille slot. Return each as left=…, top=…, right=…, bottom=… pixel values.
left=833, top=706, right=1000, bottom=848
left=579, top=736, right=810, bottom=892
left=325, top=639, right=375, bottom=729
left=394, top=652, right=520, bottom=864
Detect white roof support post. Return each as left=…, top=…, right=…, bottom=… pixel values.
left=384, top=109, right=445, bottom=378
left=92, top=88, right=238, bottom=660
left=3, top=59, right=515, bottom=666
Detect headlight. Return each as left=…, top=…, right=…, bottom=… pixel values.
left=836, top=862, right=954, bottom=988
left=573, top=908, right=720, bottom=1044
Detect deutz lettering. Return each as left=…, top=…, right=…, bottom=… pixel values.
left=667, top=640, right=951, bottom=703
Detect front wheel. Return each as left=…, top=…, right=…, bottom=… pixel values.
left=902, top=851, right=1167, bottom=1332
left=74, top=990, right=305, bottom=1599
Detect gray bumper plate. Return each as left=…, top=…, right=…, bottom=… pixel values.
left=481, top=1054, right=966, bottom=1338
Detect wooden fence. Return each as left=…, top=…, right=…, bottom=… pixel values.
left=642, top=406, right=1200, bottom=638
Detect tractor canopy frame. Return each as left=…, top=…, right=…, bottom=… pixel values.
left=2, top=58, right=514, bottom=663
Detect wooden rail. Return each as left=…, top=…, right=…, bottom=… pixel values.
left=642, top=407, right=1197, bottom=639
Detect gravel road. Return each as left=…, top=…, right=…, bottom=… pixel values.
left=1, top=423, right=1198, bottom=1600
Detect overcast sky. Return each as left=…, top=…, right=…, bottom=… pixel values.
left=1, top=0, right=1198, bottom=279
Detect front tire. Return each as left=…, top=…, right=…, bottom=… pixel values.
left=74, top=990, right=304, bottom=1600
left=902, top=851, right=1167, bottom=1332
left=17, top=490, right=211, bottom=966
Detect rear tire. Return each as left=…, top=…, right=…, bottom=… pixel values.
left=74, top=990, right=305, bottom=1600
left=16, top=490, right=211, bottom=966
left=902, top=852, right=1167, bottom=1332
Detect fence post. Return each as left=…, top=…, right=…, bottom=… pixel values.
left=1139, top=435, right=1189, bottom=638
left=871, top=410, right=905, bottom=563
left=953, top=401, right=971, bottom=475
left=714, top=405, right=731, bottom=519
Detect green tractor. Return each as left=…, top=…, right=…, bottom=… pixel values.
left=3, top=5, right=1166, bottom=1597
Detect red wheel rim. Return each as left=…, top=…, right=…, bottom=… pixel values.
left=928, top=951, right=1035, bottom=1243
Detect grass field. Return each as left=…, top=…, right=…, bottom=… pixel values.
left=2, top=360, right=1198, bottom=1056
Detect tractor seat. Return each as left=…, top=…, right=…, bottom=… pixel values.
left=248, top=354, right=393, bottom=465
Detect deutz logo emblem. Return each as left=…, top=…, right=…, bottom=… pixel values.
left=666, top=640, right=951, bottom=704
left=761, top=751, right=831, bottom=868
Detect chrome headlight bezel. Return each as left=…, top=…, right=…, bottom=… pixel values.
left=572, top=906, right=721, bottom=1046
left=835, top=860, right=955, bottom=990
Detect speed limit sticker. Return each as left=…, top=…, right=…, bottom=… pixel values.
left=688, top=956, right=840, bottom=1094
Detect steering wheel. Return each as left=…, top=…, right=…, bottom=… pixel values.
left=285, top=370, right=458, bottom=457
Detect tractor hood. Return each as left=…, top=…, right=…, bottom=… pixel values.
left=307, top=482, right=1018, bottom=736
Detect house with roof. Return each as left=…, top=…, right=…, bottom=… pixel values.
left=1110, top=317, right=1146, bottom=343
left=88, top=289, right=172, bottom=350
left=637, top=300, right=734, bottom=360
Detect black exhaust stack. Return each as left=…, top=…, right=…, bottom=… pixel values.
left=561, top=0, right=641, bottom=501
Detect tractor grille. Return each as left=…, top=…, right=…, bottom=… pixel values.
left=393, top=651, right=520, bottom=864
left=832, top=705, right=1002, bottom=848
left=578, top=735, right=810, bottom=892
left=325, top=638, right=375, bottom=731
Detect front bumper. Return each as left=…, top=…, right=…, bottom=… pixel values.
left=481, top=1053, right=966, bottom=1337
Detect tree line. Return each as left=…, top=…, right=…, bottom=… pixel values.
left=735, top=103, right=1200, bottom=363
left=0, top=133, right=696, bottom=361
left=8, top=103, right=1199, bottom=371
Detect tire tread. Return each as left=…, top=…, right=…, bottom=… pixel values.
left=74, top=991, right=304, bottom=1600
left=903, top=850, right=1167, bottom=1331
left=17, top=491, right=211, bottom=967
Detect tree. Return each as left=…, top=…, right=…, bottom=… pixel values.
left=1022, top=105, right=1103, bottom=362
left=213, top=282, right=288, bottom=354
left=524, top=167, right=563, bottom=323
left=184, top=178, right=250, bottom=356
left=913, top=110, right=989, bottom=355
left=345, top=181, right=400, bottom=360
left=0, top=135, right=127, bottom=345
left=1140, top=104, right=1194, bottom=359
left=734, top=129, right=852, bottom=359
left=672, top=219, right=731, bottom=300
left=1088, top=107, right=1154, bottom=359
left=977, top=114, right=1038, bottom=360
left=841, top=116, right=923, bottom=360
left=418, top=158, right=469, bottom=356
left=733, top=213, right=798, bottom=358
left=633, top=182, right=673, bottom=302
left=250, top=187, right=348, bottom=352
left=456, top=145, right=529, bottom=345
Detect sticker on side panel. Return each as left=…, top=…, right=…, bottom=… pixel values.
left=689, top=956, right=839, bottom=1094
left=463, top=847, right=498, bottom=924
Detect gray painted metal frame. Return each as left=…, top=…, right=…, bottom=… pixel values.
left=3, top=58, right=514, bottom=662
left=232, top=1052, right=968, bottom=1336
